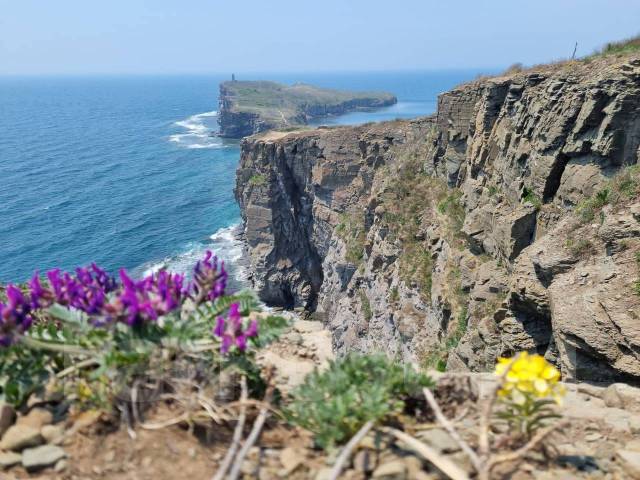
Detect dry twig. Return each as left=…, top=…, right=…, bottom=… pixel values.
left=382, top=427, right=470, bottom=480
left=328, top=420, right=374, bottom=480
left=212, top=376, right=248, bottom=480
left=423, top=388, right=481, bottom=471
left=227, top=368, right=276, bottom=480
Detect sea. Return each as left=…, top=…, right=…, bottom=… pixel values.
left=0, top=71, right=484, bottom=287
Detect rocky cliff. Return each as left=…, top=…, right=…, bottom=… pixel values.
left=235, top=55, right=640, bottom=384
left=218, top=81, right=397, bottom=138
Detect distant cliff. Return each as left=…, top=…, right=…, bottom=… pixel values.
left=217, top=81, right=397, bottom=138
left=236, top=55, right=640, bottom=384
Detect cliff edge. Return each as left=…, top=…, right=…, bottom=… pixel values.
left=217, top=80, right=397, bottom=138
left=235, top=55, right=640, bottom=384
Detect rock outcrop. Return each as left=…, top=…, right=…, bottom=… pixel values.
left=218, top=81, right=397, bottom=138
left=235, top=56, right=640, bottom=384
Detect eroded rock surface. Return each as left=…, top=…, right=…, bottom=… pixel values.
left=236, top=56, right=640, bottom=383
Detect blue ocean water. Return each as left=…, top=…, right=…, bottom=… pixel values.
left=0, top=71, right=482, bottom=284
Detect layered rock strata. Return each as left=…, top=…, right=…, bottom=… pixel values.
left=236, top=56, right=640, bottom=383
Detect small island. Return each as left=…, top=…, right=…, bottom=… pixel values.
left=217, top=80, right=397, bottom=138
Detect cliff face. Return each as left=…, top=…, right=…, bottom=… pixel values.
left=235, top=56, right=640, bottom=384
left=218, top=81, right=397, bottom=138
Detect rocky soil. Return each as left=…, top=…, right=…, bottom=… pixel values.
left=235, top=54, right=640, bottom=384
left=4, top=321, right=640, bottom=479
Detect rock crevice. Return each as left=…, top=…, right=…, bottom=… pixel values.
left=236, top=57, right=640, bottom=383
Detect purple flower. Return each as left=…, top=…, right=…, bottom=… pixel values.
left=212, top=303, right=258, bottom=354
left=104, top=269, right=186, bottom=326
left=192, top=251, right=227, bottom=304
left=0, top=284, right=34, bottom=345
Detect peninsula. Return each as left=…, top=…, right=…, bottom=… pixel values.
left=217, top=80, right=397, bottom=137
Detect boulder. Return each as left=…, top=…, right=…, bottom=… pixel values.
left=0, top=426, right=43, bottom=451
left=0, top=451, right=22, bottom=469
left=17, top=408, right=53, bottom=430
left=22, top=445, right=67, bottom=472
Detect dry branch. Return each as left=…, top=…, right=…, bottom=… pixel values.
left=328, top=420, right=374, bottom=480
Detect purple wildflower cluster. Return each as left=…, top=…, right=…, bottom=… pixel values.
left=0, top=286, right=34, bottom=346
left=193, top=251, right=227, bottom=302
left=213, top=303, right=258, bottom=354
left=0, top=251, right=232, bottom=345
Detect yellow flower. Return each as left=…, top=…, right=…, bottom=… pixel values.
left=494, top=352, right=564, bottom=404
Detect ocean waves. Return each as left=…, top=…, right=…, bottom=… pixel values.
left=169, top=110, right=224, bottom=149
left=135, top=224, right=249, bottom=292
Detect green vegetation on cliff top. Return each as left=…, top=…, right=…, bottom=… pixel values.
left=221, top=80, right=396, bottom=125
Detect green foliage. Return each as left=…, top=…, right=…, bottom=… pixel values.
left=522, top=187, right=542, bottom=211
left=248, top=174, right=267, bottom=186
left=378, top=152, right=467, bottom=302
left=0, top=345, right=50, bottom=406
left=0, top=289, right=285, bottom=408
left=594, top=35, right=640, bottom=57
left=389, top=286, right=399, bottom=304
left=496, top=398, right=561, bottom=439
left=359, top=290, right=373, bottom=321
left=423, top=305, right=469, bottom=372
left=286, top=354, right=433, bottom=450
left=565, top=237, right=596, bottom=257
left=576, top=166, right=640, bottom=223
left=335, top=211, right=366, bottom=265
left=224, top=80, right=395, bottom=125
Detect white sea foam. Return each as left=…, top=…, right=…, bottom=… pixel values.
left=138, top=223, right=249, bottom=289
left=169, top=110, right=222, bottom=149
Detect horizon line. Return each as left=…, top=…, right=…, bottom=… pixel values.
left=0, top=66, right=507, bottom=78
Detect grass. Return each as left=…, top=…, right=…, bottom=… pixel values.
left=359, top=290, right=373, bottom=321
left=335, top=211, right=366, bottom=266
left=522, top=187, right=542, bottom=211
left=576, top=165, right=640, bottom=223
left=422, top=270, right=470, bottom=372
left=594, top=35, right=640, bottom=57
left=222, top=80, right=395, bottom=124
left=565, top=237, right=596, bottom=258
left=389, top=286, right=399, bottom=304
left=380, top=152, right=467, bottom=302
left=248, top=174, right=267, bottom=186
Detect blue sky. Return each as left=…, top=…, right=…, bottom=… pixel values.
left=1, top=0, right=639, bottom=75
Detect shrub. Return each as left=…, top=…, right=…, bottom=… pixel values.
left=248, top=174, right=267, bottom=186
left=565, top=237, right=596, bottom=257
left=286, top=354, right=433, bottom=450
left=522, top=187, right=542, bottom=211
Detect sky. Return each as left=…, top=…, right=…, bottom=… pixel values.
left=1, top=0, right=639, bottom=75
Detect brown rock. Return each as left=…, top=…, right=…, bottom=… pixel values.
left=0, top=405, right=16, bottom=439
left=17, top=408, right=53, bottom=430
